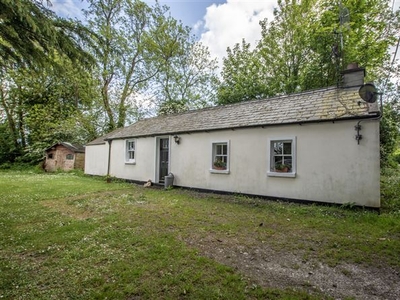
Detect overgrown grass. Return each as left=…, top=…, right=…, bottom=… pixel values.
left=0, top=169, right=399, bottom=299
left=381, top=167, right=400, bottom=213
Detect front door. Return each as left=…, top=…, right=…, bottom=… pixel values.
left=159, top=138, right=169, bottom=182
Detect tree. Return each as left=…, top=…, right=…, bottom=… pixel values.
left=307, top=0, right=399, bottom=87
left=217, top=0, right=319, bottom=104
left=0, top=123, right=20, bottom=164
left=0, top=57, right=100, bottom=163
left=217, top=0, right=400, bottom=103
left=154, top=40, right=218, bottom=114
left=0, top=0, right=98, bottom=163
left=0, top=0, right=95, bottom=67
left=0, top=0, right=218, bottom=164
left=257, top=0, right=319, bottom=94
left=380, top=103, right=399, bottom=166
left=86, top=0, right=217, bottom=129
left=217, top=39, right=271, bottom=105
left=378, top=69, right=400, bottom=166
left=85, top=0, right=179, bottom=129
left=0, top=65, right=26, bottom=154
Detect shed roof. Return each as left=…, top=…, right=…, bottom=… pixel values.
left=87, top=86, right=375, bottom=145
left=45, top=142, right=85, bottom=153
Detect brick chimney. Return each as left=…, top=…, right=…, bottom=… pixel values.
left=340, top=63, right=365, bottom=88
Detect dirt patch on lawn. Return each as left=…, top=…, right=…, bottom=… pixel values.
left=184, top=235, right=400, bottom=300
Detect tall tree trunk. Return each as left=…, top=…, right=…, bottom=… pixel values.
left=101, top=78, right=115, bottom=131
left=17, top=89, right=26, bottom=148
left=0, top=88, right=19, bottom=150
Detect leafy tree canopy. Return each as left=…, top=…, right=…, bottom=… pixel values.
left=0, top=0, right=95, bottom=67
left=217, top=39, right=271, bottom=105
left=0, top=0, right=218, bottom=165
left=0, top=56, right=100, bottom=164
left=85, top=0, right=217, bottom=130
left=217, top=0, right=400, bottom=105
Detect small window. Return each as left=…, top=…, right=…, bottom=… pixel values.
left=48, top=153, right=54, bottom=159
left=210, top=141, right=230, bottom=173
left=66, top=154, right=74, bottom=160
left=268, top=138, right=296, bottom=178
left=125, top=139, right=136, bottom=164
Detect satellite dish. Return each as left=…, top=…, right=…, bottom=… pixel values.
left=359, top=83, right=378, bottom=103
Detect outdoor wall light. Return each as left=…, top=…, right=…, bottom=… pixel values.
left=173, top=135, right=180, bottom=144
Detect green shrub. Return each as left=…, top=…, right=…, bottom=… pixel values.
left=380, top=105, right=400, bottom=167
left=0, top=162, right=44, bottom=173
left=381, top=167, right=400, bottom=213
left=393, top=148, right=400, bottom=164
left=0, top=162, right=12, bottom=169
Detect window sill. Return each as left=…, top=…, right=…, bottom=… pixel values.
left=125, top=161, right=136, bottom=165
left=267, top=171, right=296, bottom=178
left=210, top=169, right=230, bottom=174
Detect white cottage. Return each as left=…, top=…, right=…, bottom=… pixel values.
left=85, top=67, right=381, bottom=207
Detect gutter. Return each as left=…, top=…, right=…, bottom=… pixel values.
left=86, top=142, right=107, bottom=146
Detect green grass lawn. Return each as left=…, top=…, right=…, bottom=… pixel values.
left=0, top=169, right=399, bottom=299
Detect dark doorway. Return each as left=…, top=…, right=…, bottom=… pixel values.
left=159, top=138, right=169, bottom=182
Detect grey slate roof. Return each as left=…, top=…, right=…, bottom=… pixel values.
left=87, top=86, right=374, bottom=145
left=86, top=127, right=125, bottom=145
left=45, top=142, right=85, bottom=153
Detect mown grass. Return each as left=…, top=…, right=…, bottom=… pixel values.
left=0, top=169, right=399, bottom=299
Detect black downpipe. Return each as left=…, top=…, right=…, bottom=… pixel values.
left=107, top=140, right=112, bottom=180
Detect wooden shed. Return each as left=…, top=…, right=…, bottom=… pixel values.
left=45, top=142, right=85, bottom=172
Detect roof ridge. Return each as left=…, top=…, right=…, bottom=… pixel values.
left=219, top=85, right=339, bottom=107
left=132, top=85, right=339, bottom=124
left=87, top=85, right=370, bottom=144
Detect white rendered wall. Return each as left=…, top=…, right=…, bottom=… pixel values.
left=84, top=143, right=109, bottom=176
left=168, top=120, right=380, bottom=207
left=91, top=119, right=380, bottom=207
left=109, top=138, right=156, bottom=182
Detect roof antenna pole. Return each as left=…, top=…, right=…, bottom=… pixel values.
left=339, top=0, right=350, bottom=70
left=335, top=0, right=350, bottom=87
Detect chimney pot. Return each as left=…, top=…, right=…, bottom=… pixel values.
left=341, top=63, right=365, bottom=88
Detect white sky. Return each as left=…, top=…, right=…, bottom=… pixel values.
left=199, top=1, right=277, bottom=65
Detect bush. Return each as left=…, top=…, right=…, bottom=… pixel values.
left=381, top=167, right=400, bottom=213
left=0, top=162, right=44, bottom=173
left=393, top=148, right=400, bottom=165
left=380, top=105, right=400, bottom=167
left=0, top=162, right=12, bottom=170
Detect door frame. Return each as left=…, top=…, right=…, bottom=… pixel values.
left=155, top=136, right=171, bottom=183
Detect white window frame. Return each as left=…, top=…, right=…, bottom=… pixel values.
left=210, top=140, right=230, bottom=174
left=66, top=154, right=74, bottom=160
left=267, top=137, right=296, bottom=178
left=125, top=139, right=136, bottom=164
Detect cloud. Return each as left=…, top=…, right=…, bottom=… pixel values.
left=200, top=0, right=277, bottom=66
left=193, top=20, right=204, bottom=34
